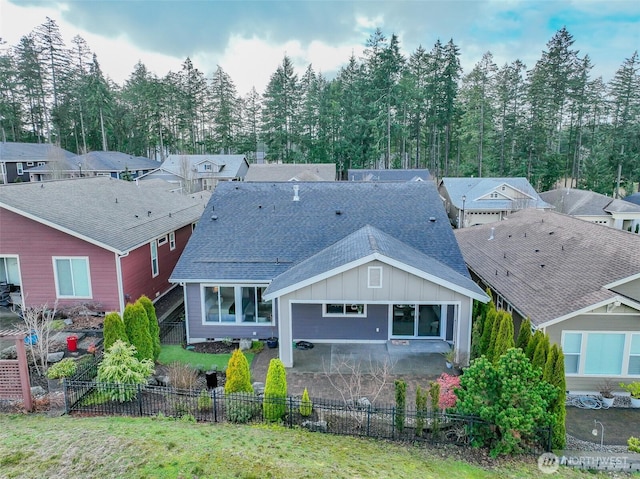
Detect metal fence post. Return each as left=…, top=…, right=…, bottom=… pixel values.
left=288, top=397, right=293, bottom=428
left=137, top=384, right=143, bottom=416
left=213, top=389, right=218, bottom=423
left=63, top=378, right=69, bottom=414
left=366, top=404, right=371, bottom=437
left=391, top=406, right=396, bottom=438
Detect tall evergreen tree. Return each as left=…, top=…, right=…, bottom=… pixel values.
left=515, top=318, right=532, bottom=351
left=210, top=65, right=239, bottom=154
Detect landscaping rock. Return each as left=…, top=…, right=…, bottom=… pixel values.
left=0, top=345, right=16, bottom=360
left=155, top=375, right=170, bottom=387
left=47, top=352, right=65, bottom=363
left=31, top=386, right=46, bottom=397
left=239, top=338, right=252, bottom=351
left=213, top=386, right=225, bottom=396
left=252, top=382, right=265, bottom=395
left=63, top=318, right=73, bottom=326
left=302, top=420, right=327, bottom=433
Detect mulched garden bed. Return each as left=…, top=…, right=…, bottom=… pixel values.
left=191, top=341, right=241, bottom=355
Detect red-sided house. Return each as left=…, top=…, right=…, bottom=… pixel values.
left=0, top=177, right=209, bottom=313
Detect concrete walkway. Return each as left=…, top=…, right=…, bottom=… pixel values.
left=250, top=341, right=455, bottom=405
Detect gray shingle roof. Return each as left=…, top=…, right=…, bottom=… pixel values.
left=441, top=177, right=551, bottom=210
left=0, top=177, right=209, bottom=253
left=625, top=193, right=640, bottom=206
left=25, top=151, right=159, bottom=173
left=0, top=142, right=76, bottom=162
left=158, top=154, right=248, bottom=179
left=264, top=224, right=484, bottom=298
left=348, top=169, right=431, bottom=182
left=245, top=163, right=336, bottom=182
left=540, top=188, right=640, bottom=216
left=171, top=181, right=471, bottom=284
left=454, top=209, right=640, bottom=326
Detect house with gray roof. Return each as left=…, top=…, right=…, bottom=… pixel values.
left=540, top=187, right=640, bottom=233
left=0, top=177, right=209, bottom=314
left=455, top=209, right=640, bottom=392
left=348, top=168, right=431, bottom=182
left=245, top=163, right=336, bottom=182
left=138, top=154, right=249, bottom=192
left=438, top=177, right=552, bottom=228
left=26, top=151, right=159, bottom=182
left=624, top=193, right=640, bottom=207
left=171, top=181, right=488, bottom=367
left=0, top=142, right=77, bottom=184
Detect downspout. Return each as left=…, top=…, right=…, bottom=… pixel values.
left=115, top=251, right=130, bottom=315
left=181, top=282, right=189, bottom=343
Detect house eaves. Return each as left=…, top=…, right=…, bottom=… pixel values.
left=537, top=295, right=640, bottom=330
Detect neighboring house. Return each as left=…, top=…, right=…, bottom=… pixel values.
left=0, top=142, right=77, bottom=184
left=27, top=151, right=159, bottom=182
left=624, top=193, right=640, bottom=207
left=439, top=177, right=552, bottom=228
left=138, top=154, right=249, bottom=192
left=540, top=188, right=640, bottom=232
left=245, top=163, right=336, bottom=182
left=171, top=181, right=488, bottom=367
left=0, top=177, right=209, bottom=314
left=348, top=169, right=431, bottom=182
left=454, top=209, right=640, bottom=392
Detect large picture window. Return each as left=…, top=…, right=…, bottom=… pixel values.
left=563, top=331, right=639, bottom=376
left=54, top=257, right=91, bottom=298
left=203, top=285, right=271, bottom=324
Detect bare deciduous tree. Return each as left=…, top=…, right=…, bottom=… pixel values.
left=179, top=155, right=195, bottom=194
left=21, top=302, right=58, bottom=376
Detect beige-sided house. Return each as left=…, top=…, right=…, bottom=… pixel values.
left=245, top=163, right=336, bottom=182
left=455, top=209, right=640, bottom=393
left=439, top=177, right=552, bottom=228
left=540, top=187, right=640, bottom=233
left=171, top=181, right=488, bottom=368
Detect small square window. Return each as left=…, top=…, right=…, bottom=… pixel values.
left=157, top=235, right=168, bottom=246
left=368, top=266, right=382, bottom=288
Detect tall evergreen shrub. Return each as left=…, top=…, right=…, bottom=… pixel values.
left=263, top=358, right=287, bottom=421
left=515, top=318, right=532, bottom=351
left=492, top=311, right=515, bottom=362
left=103, top=312, right=128, bottom=352
left=123, top=302, right=154, bottom=361
left=137, top=295, right=161, bottom=360
left=224, top=349, right=253, bottom=394
left=394, top=380, right=407, bottom=432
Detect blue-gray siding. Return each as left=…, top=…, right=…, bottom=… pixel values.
left=292, top=303, right=388, bottom=340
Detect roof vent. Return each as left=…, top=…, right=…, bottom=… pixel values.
left=335, top=209, right=342, bottom=215
left=293, top=185, right=299, bottom=202
left=211, top=215, right=218, bottom=221
left=147, top=211, right=152, bottom=217
left=429, top=217, right=436, bottom=222
left=488, top=227, right=495, bottom=240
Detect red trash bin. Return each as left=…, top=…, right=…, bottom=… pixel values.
left=66, top=335, right=78, bottom=352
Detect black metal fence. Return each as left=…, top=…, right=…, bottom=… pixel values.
left=62, top=379, right=551, bottom=452
left=159, top=321, right=186, bottom=345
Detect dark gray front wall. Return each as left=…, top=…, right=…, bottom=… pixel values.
left=185, top=283, right=275, bottom=340
left=292, top=303, right=388, bottom=340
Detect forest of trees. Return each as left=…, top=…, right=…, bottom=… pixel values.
left=1, top=18, right=638, bottom=193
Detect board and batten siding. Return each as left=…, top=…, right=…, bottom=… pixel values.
left=121, top=223, right=193, bottom=304
left=0, top=207, right=119, bottom=311
left=184, top=283, right=275, bottom=342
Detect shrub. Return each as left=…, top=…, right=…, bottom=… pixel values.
left=198, top=389, right=213, bottom=412
left=300, top=388, right=312, bottom=417
left=532, top=333, right=550, bottom=373
left=103, top=312, right=128, bottom=353
left=436, top=373, right=460, bottom=410
left=394, top=379, right=407, bottom=432
left=46, top=358, right=77, bottom=379
left=629, top=436, right=640, bottom=453
left=167, top=362, right=199, bottom=390
left=138, top=296, right=161, bottom=360
left=123, top=302, right=154, bottom=361
left=455, top=348, right=556, bottom=456
left=226, top=392, right=260, bottom=423
left=263, top=358, right=287, bottom=421
left=515, top=318, right=532, bottom=352
left=415, top=386, right=428, bottom=437
left=492, top=311, right=514, bottom=363
left=97, top=340, right=155, bottom=403
left=479, top=305, right=497, bottom=358
left=224, top=349, right=253, bottom=394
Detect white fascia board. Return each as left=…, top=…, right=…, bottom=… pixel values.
left=605, top=272, right=640, bottom=289
left=537, top=295, right=640, bottom=329
left=0, top=202, right=122, bottom=254
left=169, top=278, right=271, bottom=285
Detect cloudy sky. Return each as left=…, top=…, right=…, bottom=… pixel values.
left=1, top=0, right=639, bottom=96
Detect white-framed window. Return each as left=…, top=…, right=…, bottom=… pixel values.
left=562, top=331, right=639, bottom=376
left=368, top=266, right=382, bottom=288
left=26, top=161, right=34, bottom=166
left=53, top=257, right=92, bottom=298
left=157, top=235, right=168, bottom=246
left=16, top=163, right=23, bottom=175
left=203, top=285, right=271, bottom=324
left=150, top=241, right=159, bottom=277
left=323, top=303, right=366, bottom=317
left=37, top=162, right=45, bottom=166
left=169, top=231, right=176, bottom=250
left=192, top=222, right=197, bottom=231
left=0, top=256, right=21, bottom=285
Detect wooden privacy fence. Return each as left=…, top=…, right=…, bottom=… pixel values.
left=0, top=329, right=32, bottom=411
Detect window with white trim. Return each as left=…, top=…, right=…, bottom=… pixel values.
left=37, top=162, right=45, bottom=166
left=323, top=303, right=366, bottom=317
left=157, top=235, right=168, bottom=246
left=26, top=162, right=34, bottom=166
left=150, top=241, right=159, bottom=277
left=629, top=334, right=640, bottom=375
left=562, top=333, right=581, bottom=374
left=563, top=331, right=639, bottom=376
left=368, top=266, right=382, bottom=288
left=16, top=163, right=23, bottom=175
left=203, top=285, right=271, bottom=323
left=169, top=231, right=176, bottom=250
left=0, top=256, right=20, bottom=285
left=53, top=257, right=91, bottom=298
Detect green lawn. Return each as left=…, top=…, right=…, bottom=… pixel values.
left=157, top=345, right=254, bottom=371
left=0, top=414, right=624, bottom=479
